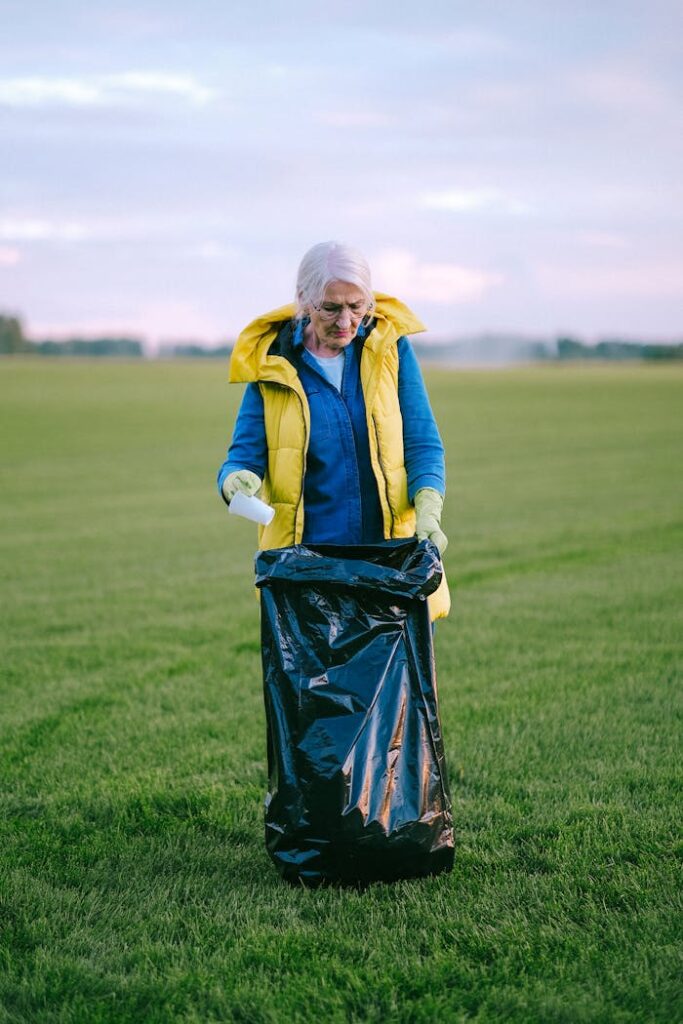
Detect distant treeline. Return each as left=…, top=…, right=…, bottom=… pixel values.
left=0, top=315, right=232, bottom=359
left=0, top=315, right=146, bottom=357
left=402, top=336, right=683, bottom=362
left=1, top=313, right=682, bottom=361
left=32, top=338, right=145, bottom=357
left=157, top=343, right=232, bottom=359
left=555, top=338, right=683, bottom=361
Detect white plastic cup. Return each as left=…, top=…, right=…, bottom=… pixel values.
left=228, top=490, right=275, bottom=526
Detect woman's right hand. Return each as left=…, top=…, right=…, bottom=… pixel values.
left=221, top=470, right=262, bottom=504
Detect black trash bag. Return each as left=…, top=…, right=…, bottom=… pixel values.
left=255, top=538, right=454, bottom=887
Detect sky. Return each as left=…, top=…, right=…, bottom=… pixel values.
left=1, top=0, right=682, bottom=349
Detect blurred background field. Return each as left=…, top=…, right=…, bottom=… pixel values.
left=1, top=359, right=681, bottom=1023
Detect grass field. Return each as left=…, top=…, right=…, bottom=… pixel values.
left=1, top=359, right=681, bottom=1023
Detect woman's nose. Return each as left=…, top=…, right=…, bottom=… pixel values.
left=336, top=308, right=352, bottom=326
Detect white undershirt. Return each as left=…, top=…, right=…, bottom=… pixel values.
left=309, top=349, right=345, bottom=391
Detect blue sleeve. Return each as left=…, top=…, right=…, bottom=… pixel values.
left=398, top=337, right=446, bottom=501
left=216, top=383, right=268, bottom=505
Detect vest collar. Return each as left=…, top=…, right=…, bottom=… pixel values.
left=229, top=293, right=425, bottom=385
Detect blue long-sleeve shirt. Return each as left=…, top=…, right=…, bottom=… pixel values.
left=217, top=325, right=445, bottom=545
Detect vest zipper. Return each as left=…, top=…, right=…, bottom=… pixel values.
left=372, top=415, right=393, bottom=539
left=293, top=388, right=308, bottom=541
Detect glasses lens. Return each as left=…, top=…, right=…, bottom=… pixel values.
left=318, top=303, right=367, bottom=321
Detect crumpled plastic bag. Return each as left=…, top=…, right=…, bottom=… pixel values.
left=255, top=538, right=454, bottom=887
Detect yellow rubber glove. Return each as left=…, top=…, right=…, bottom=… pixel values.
left=414, top=487, right=448, bottom=555
left=221, top=469, right=262, bottom=504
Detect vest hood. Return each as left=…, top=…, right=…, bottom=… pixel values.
left=229, top=292, right=426, bottom=384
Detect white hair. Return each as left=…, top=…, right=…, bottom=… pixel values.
left=295, top=241, right=373, bottom=318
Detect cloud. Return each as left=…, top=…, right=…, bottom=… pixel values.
left=373, top=26, right=518, bottom=59
left=0, top=219, right=90, bottom=242
left=373, top=249, right=503, bottom=304
left=566, top=65, right=672, bottom=116
left=28, top=301, right=224, bottom=351
left=134, top=300, right=224, bottom=348
left=0, top=246, right=21, bottom=266
left=418, top=188, right=532, bottom=216
left=90, top=10, right=183, bottom=36
left=0, top=78, right=102, bottom=107
left=187, top=241, right=241, bottom=261
left=317, top=110, right=395, bottom=128
left=0, top=216, right=238, bottom=247
left=536, top=263, right=683, bottom=299
left=0, top=72, right=216, bottom=108
left=435, top=28, right=517, bottom=56
left=575, top=231, right=629, bottom=250
left=100, top=72, right=215, bottom=105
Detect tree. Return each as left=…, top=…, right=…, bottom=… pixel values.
left=0, top=315, right=27, bottom=354
left=556, top=337, right=588, bottom=359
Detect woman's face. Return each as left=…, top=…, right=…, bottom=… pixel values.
left=305, top=280, right=369, bottom=355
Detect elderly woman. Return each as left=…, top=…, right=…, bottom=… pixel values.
left=217, top=241, right=450, bottom=620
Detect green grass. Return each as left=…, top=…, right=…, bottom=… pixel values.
left=1, top=358, right=681, bottom=1023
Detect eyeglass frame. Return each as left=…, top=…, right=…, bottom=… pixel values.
left=311, top=298, right=375, bottom=322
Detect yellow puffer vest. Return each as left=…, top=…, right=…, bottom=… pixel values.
left=229, top=292, right=450, bottom=621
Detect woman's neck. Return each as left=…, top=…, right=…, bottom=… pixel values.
left=303, top=322, right=346, bottom=358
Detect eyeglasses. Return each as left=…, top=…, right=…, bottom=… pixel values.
left=312, top=300, right=373, bottom=322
